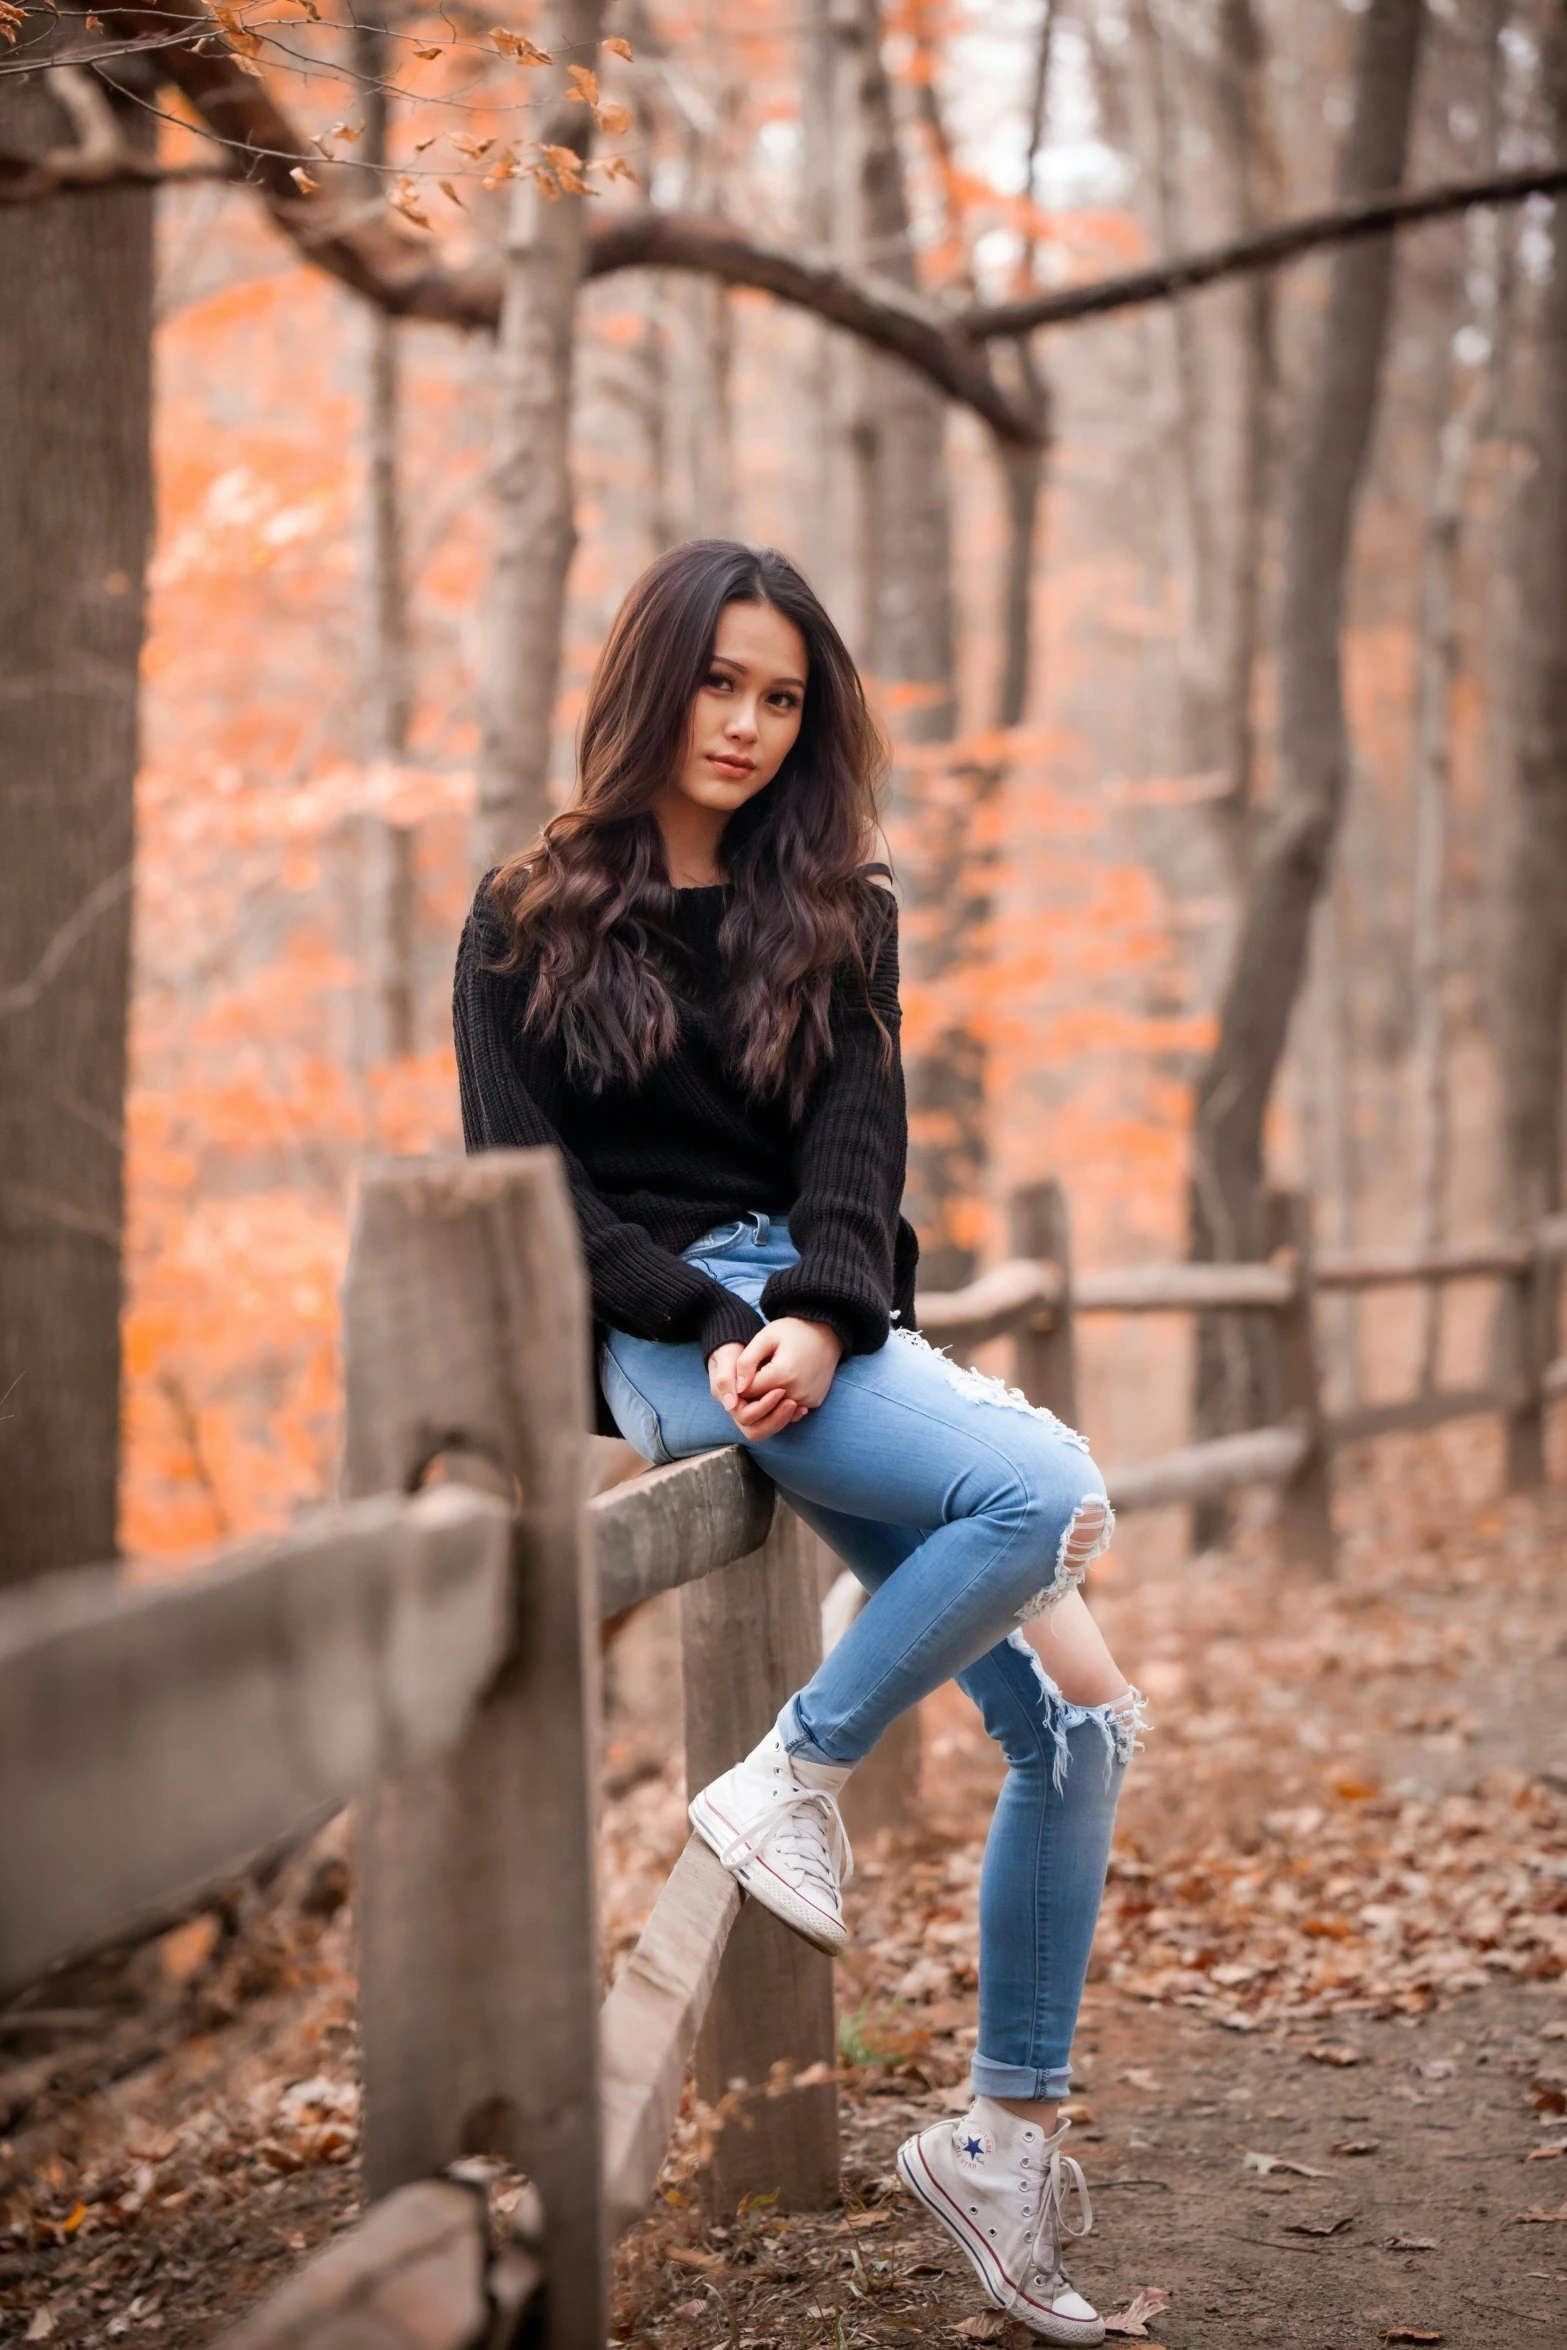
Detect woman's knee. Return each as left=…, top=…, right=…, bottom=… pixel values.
left=999, top=1429, right=1114, bottom=1612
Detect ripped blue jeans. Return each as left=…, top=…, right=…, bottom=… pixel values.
left=603, top=1214, right=1142, bottom=2101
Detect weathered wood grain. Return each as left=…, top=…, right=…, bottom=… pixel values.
left=1328, top=1384, right=1506, bottom=1447
left=1104, top=1422, right=1310, bottom=1513
left=915, top=1255, right=1061, bottom=1347
left=1315, top=1239, right=1531, bottom=1287
left=680, top=1506, right=839, bottom=2216
left=1010, top=1179, right=1077, bottom=1422
left=221, top=2177, right=519, bottom=2350
left=344, top=1148, right=605, bottom=2350
left=1074, top=1258, right=1298, bottom=1313
left=591, top=1446, right=775, bottom=1618
left=1266, top=1192, right=1335, bottom=1573
left=0, top=1485, right=511, bottom=1994
left=601, top=1834, right=741, bottom=2238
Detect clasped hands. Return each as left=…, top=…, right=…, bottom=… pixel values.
left=708, top=1316, right=843, bottom=1441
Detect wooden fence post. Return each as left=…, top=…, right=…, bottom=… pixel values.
left=1010, top=1177, right=1077, bottom=1424
left=342, top=1150, right=605, bottom=2350
left=1264, top=1188, right=1335, bottom=1575
left=1502, top=1237, right=1550, bottom=1491
left=679, top=1504, right=839, bottom=2217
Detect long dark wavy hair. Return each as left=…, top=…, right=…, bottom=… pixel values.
left=488, top=539, right=891, bottom=1118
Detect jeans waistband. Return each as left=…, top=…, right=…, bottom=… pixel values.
left=684, top=1211, right=789, bottom=1257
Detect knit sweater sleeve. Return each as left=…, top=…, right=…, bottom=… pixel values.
left=759, top=887, right=908, bottom=1356
left=453, top=892, right=764, bottom=1360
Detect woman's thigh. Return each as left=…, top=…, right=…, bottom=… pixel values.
left=603, top=1323, right=1107, bottom=1541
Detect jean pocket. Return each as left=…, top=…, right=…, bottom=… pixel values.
left=681, top=1219, right=748, bottom=1262
left=600, top=1344, right=673, bottom=1466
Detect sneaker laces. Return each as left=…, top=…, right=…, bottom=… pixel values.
left=719, top=1784, right=854, bottom=1898
left=1028, top=2138, right=1092, bottom=2288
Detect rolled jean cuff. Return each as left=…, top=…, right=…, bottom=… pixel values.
left=969, top=2053, right=1074, bottom=2103
left=775, top=1694, right=846, bottom=1769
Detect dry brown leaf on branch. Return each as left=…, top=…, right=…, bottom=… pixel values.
left=439, top=180, right=464, bottom=208
left=0, top=0, right=24, bottom=44
left=389, top=176, right=431, bottom=229
left=592, top=154, right=639, bottom=185
left=449, top=133, right=494, bottom=160
left=593, top=99, right=632, bottom=136
left=211, top=3, right=260, bottom=54
left=1103, top=2285, right=1170, bottom=2337
left=328, top=119, right=361, bottom=144
left=566, top=63, right=597, bottom=102
left=288, top=167, right=318, bottom=194
left=492, top=28, right=549, bottom=63
left=541, top=143, right=586, bottom=195
left=602, top=33, right=632, bottom=59
left=413, top=43, right=442, bottom=60
left=411, top=134, right=436, bottom=152
left=482, top=147, right=518, bottom=189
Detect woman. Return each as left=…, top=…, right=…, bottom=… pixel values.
left=455, top=539, right=1143, bottom=2347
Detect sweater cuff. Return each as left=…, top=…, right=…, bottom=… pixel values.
left=699, top=1287, right=766, bottom=1361
left=758, top=1271, right=890, bottom=1357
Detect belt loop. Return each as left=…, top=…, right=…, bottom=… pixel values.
left=752, top=1211, right=769, bottom=1244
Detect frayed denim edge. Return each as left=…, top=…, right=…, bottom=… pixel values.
left=889, top=1325, right=1093, bottom=1451
left=1005, top=1630, right=1149, bottom=1793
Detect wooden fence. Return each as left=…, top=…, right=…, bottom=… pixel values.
left=2, top=1153, right=1563, bottom=2350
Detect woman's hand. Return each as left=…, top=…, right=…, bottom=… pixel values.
left=708, top=1318, right=844, bottom=1441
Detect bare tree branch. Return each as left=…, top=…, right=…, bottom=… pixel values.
left=960, top=161, right=1567, bottom=339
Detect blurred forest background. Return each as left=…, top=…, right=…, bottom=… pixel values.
left=3, top=0, right=1567, bottom=1577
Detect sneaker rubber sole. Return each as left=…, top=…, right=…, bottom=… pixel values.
left=895, top=2134, right=1105, bottom=2346
left=688, top=1788, right=848, bottom=1957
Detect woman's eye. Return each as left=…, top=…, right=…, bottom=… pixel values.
left=705, top=670, right=731, bottom=691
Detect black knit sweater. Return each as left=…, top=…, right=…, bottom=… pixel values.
left=453, top=876, right=918, bottom=1426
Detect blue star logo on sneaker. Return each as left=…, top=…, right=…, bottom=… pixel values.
left=955, top=2128, right=993, bottom=2169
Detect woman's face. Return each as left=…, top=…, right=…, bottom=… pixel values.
left=668, top=599, right=808, bottom=820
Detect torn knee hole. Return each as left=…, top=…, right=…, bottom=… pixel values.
left=1059, top=1492, right=1113, bottom=1579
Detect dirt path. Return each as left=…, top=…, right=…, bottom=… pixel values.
left=3, top=1432, right=1563, bottom=2350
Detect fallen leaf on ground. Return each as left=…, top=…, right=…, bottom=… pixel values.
left=1283, top=2214, right=1355, bottom=2237
left=1244, top=2150, right=1330, bottom=2178
left=1526, top=2143, right=1565, bottom=2160
left=1330, top=2138, right=1380, bottom=2155
left=665, top=2246, right=726, bottom=2272
left=1385, top=2233, right=1439, bottom=2250
left=1303, top=2042, right=1362, bottom=2067
left=1512, top=2202, right=1567, bottom=2223
left=1378, top=2332, right=1443, bottom=2345
left=1103, top=2285, right=1169, bottom=2337
left=954, top=2317, right=1005, bottom=2341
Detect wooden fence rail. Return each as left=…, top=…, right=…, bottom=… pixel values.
left=3, top=1154, right=1563, bottom=2350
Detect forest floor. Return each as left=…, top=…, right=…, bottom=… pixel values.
left=3, top=1423, right=1565, bottom=2350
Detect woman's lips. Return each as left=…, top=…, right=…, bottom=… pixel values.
left=708, top=754, right=755, bottom=777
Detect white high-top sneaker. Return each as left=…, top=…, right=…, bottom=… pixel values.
left=689, top=1728, right=853, bottom=1956
left=897, top=2098, right=1104, bottom=2345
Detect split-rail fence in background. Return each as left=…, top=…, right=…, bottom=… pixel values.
left=2, top=1154, right=1563, bottom=2350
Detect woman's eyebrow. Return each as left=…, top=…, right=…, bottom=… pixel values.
left=710, top=653, right=807, bottom=690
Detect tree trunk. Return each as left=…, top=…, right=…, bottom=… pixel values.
left=352, top=0, right=417, bottom=1063
left=843, top=0, right=976, bottom=1288
left=995, top=3, right=1055, bottom=732
left=1212, top=0, right=1280, bottom=859
left=1187, top=0, right=1424, bottom=1453
left=474, top=0, right=606, bottom=875
left=1501, top=8, right=1567, bottom=1359
left=0, top=46, right=153, bottom=1583
left=1129, top=0, right=1222, bottom=771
